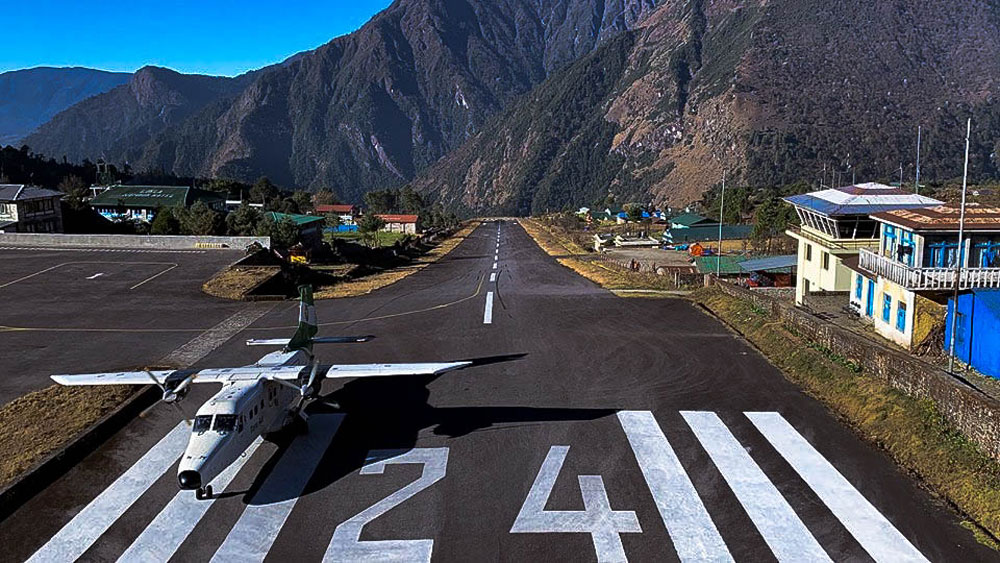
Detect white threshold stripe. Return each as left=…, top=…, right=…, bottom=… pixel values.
left=746, top=413, right=929, bottom=562
left=27, top=423, right=189, bottom=563
left=117, top=438, right=265, bottom=562
left=211, top=414, right=345, bottom=563
left=681, top=411, right=831, bottom=562
left=483, top=291, right=494, bottom=324
left=490, top=272, right=497, bottom=283
left=618, top=411, right=733, bottom=562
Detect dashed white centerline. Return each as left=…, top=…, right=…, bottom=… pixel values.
left=493, top=261, right=498, bottom=270
left=490, top=272, right=497, bottom=283
left=483, top=291, right=494, bottom=324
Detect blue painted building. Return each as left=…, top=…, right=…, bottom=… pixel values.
left=945, top=289, right=1000, bottom=379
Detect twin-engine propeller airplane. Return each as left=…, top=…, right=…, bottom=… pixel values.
left=51, top=285, right=477, bottom=500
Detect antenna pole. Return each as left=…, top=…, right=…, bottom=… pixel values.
left=717, top=169, right=726, bottom=277
left=915, top=125, right=922, bottom=194
left=948, top=118, right=972, bottom=374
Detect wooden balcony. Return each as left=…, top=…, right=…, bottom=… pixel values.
left=859, top=248, right=1000, bottom=290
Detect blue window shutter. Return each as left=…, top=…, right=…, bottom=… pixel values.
left=896, top=302, right=907, bottom=332
left=882, top=294, right=892, bottom=323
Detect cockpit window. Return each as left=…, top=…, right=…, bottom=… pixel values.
left=213, top=414, right=238, bottom=433
left=193, top=415, right=212, bottom=433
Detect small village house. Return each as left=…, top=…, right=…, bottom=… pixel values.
left=783, top=183, right=941, bottom=306
left=315, top=204, right=360, bottom=227
left=852, top=204, right=1000, bottom=350
left=376, top=214, right=420, bottom=234
left=89, top=185, right=226, bottom=223
left=0, top=184, right=64, bottom=233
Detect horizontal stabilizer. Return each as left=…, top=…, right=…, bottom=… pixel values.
left=314, top=335, right=375, bottom=344
left=246, top=335, right=374, bottom=347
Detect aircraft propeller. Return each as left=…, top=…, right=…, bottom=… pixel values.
left=144, top=370, right=193, bottom=426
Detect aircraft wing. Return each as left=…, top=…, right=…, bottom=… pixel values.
left=310, top=362, right=474, bottom=380
left=51, top=370, right=184, bottom=386
left=50, top=366, right=305, bottom=386
left=51, top=362, right=473, bottom=386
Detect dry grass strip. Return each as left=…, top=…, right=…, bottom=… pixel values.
left=202, top=266, right=280, bottom=300
left=520, top=218, right=684, bottom=293
left=0, top=384, right=136, bottom=489
left=517, top=217, right=587, bottom=256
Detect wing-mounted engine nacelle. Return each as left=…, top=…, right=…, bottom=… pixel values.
left=161, top=373, right=195, bottom=403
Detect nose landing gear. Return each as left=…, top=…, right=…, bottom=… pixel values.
left=195, top=485, right=213, bottom=500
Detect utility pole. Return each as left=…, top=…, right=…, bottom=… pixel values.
left=717, top=169, right=726, bottom=277
left=899, top=163, right=904, bottom=188
left=915, top=125, right=922, bottom=194
left=948, top=118, right=972, bottom=374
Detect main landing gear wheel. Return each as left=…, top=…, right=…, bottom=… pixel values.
left=195, top=485, right=213, bottom=500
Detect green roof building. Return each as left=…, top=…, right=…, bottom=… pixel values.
left=263, top=211, right=325, bottom=248
left=262, top=211, right=325, bottom=227
left=670, top=213, right=716, bottom=229
left=89, top=185, right=225, bottom=223
left=693, top=255, right=744, bottom=276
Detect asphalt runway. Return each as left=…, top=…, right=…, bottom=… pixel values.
left=0, top=222, right=993, bottom=562
left=0, top=247, right=255, bottom=404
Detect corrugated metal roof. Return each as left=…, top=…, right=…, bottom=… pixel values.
left=738, top=254, right=797, bottom=273
left=264, top=211, right=325, bottom=226
left=694, top=255, right=743, bottom=275
left=89, top=185, right=224, bottom=208
left=874, top=204, right=1000, bottom=231
left=375, top=214, right=419, bottom=223
left=0, top=184, right=63, bottom=201
left=783, top=183, right=941, bottom=217
left=670, top=213, right=713, bottom=227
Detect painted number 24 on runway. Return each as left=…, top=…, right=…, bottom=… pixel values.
left=325, top=445, right=636, bottom=563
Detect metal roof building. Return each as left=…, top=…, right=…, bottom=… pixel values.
left=738, top=254, right=797, bottom=273
left=784, top=183, right=941, bottom=218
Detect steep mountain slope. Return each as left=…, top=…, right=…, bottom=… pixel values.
left=23, top=67, right=255, bottom=164
left=23, top=0, right=661, bottom=201
left=414, top=0, right=1000, bottom=213
left=0, top=67, right=129, bottom=145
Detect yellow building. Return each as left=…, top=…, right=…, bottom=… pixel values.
left=851, top=204, right=1000, bottom=350
left=784, top=183, right=941, bottom=306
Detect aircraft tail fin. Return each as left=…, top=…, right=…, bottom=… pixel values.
left=286, top=285, right=318, bottom=352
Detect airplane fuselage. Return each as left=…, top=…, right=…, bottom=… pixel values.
left=176, top=350, right=308, bottom=492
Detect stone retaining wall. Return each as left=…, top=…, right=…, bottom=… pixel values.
left=0, top=233, right=270, bottom=250
left=711, top=278, right=1000, bottom=461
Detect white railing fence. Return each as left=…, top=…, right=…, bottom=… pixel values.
left=859, top=249, right=1000, bottom=290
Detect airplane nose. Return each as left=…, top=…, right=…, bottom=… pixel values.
left=178, top=470, right=201, bottom=490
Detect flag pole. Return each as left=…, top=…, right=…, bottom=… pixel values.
left=948, top=118, right=972, bottom=374
left=717, top=169, right=726, bottom=276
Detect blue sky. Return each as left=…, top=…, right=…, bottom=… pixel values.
left=1, top=1, right=394, bottom=76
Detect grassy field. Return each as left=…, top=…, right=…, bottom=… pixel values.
left=325, top=230, right=408, bottom=248
left=691, top=287, right=1000, bottom=548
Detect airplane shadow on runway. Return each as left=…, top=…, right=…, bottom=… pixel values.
left=234, top=353, right=618, bottom=504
